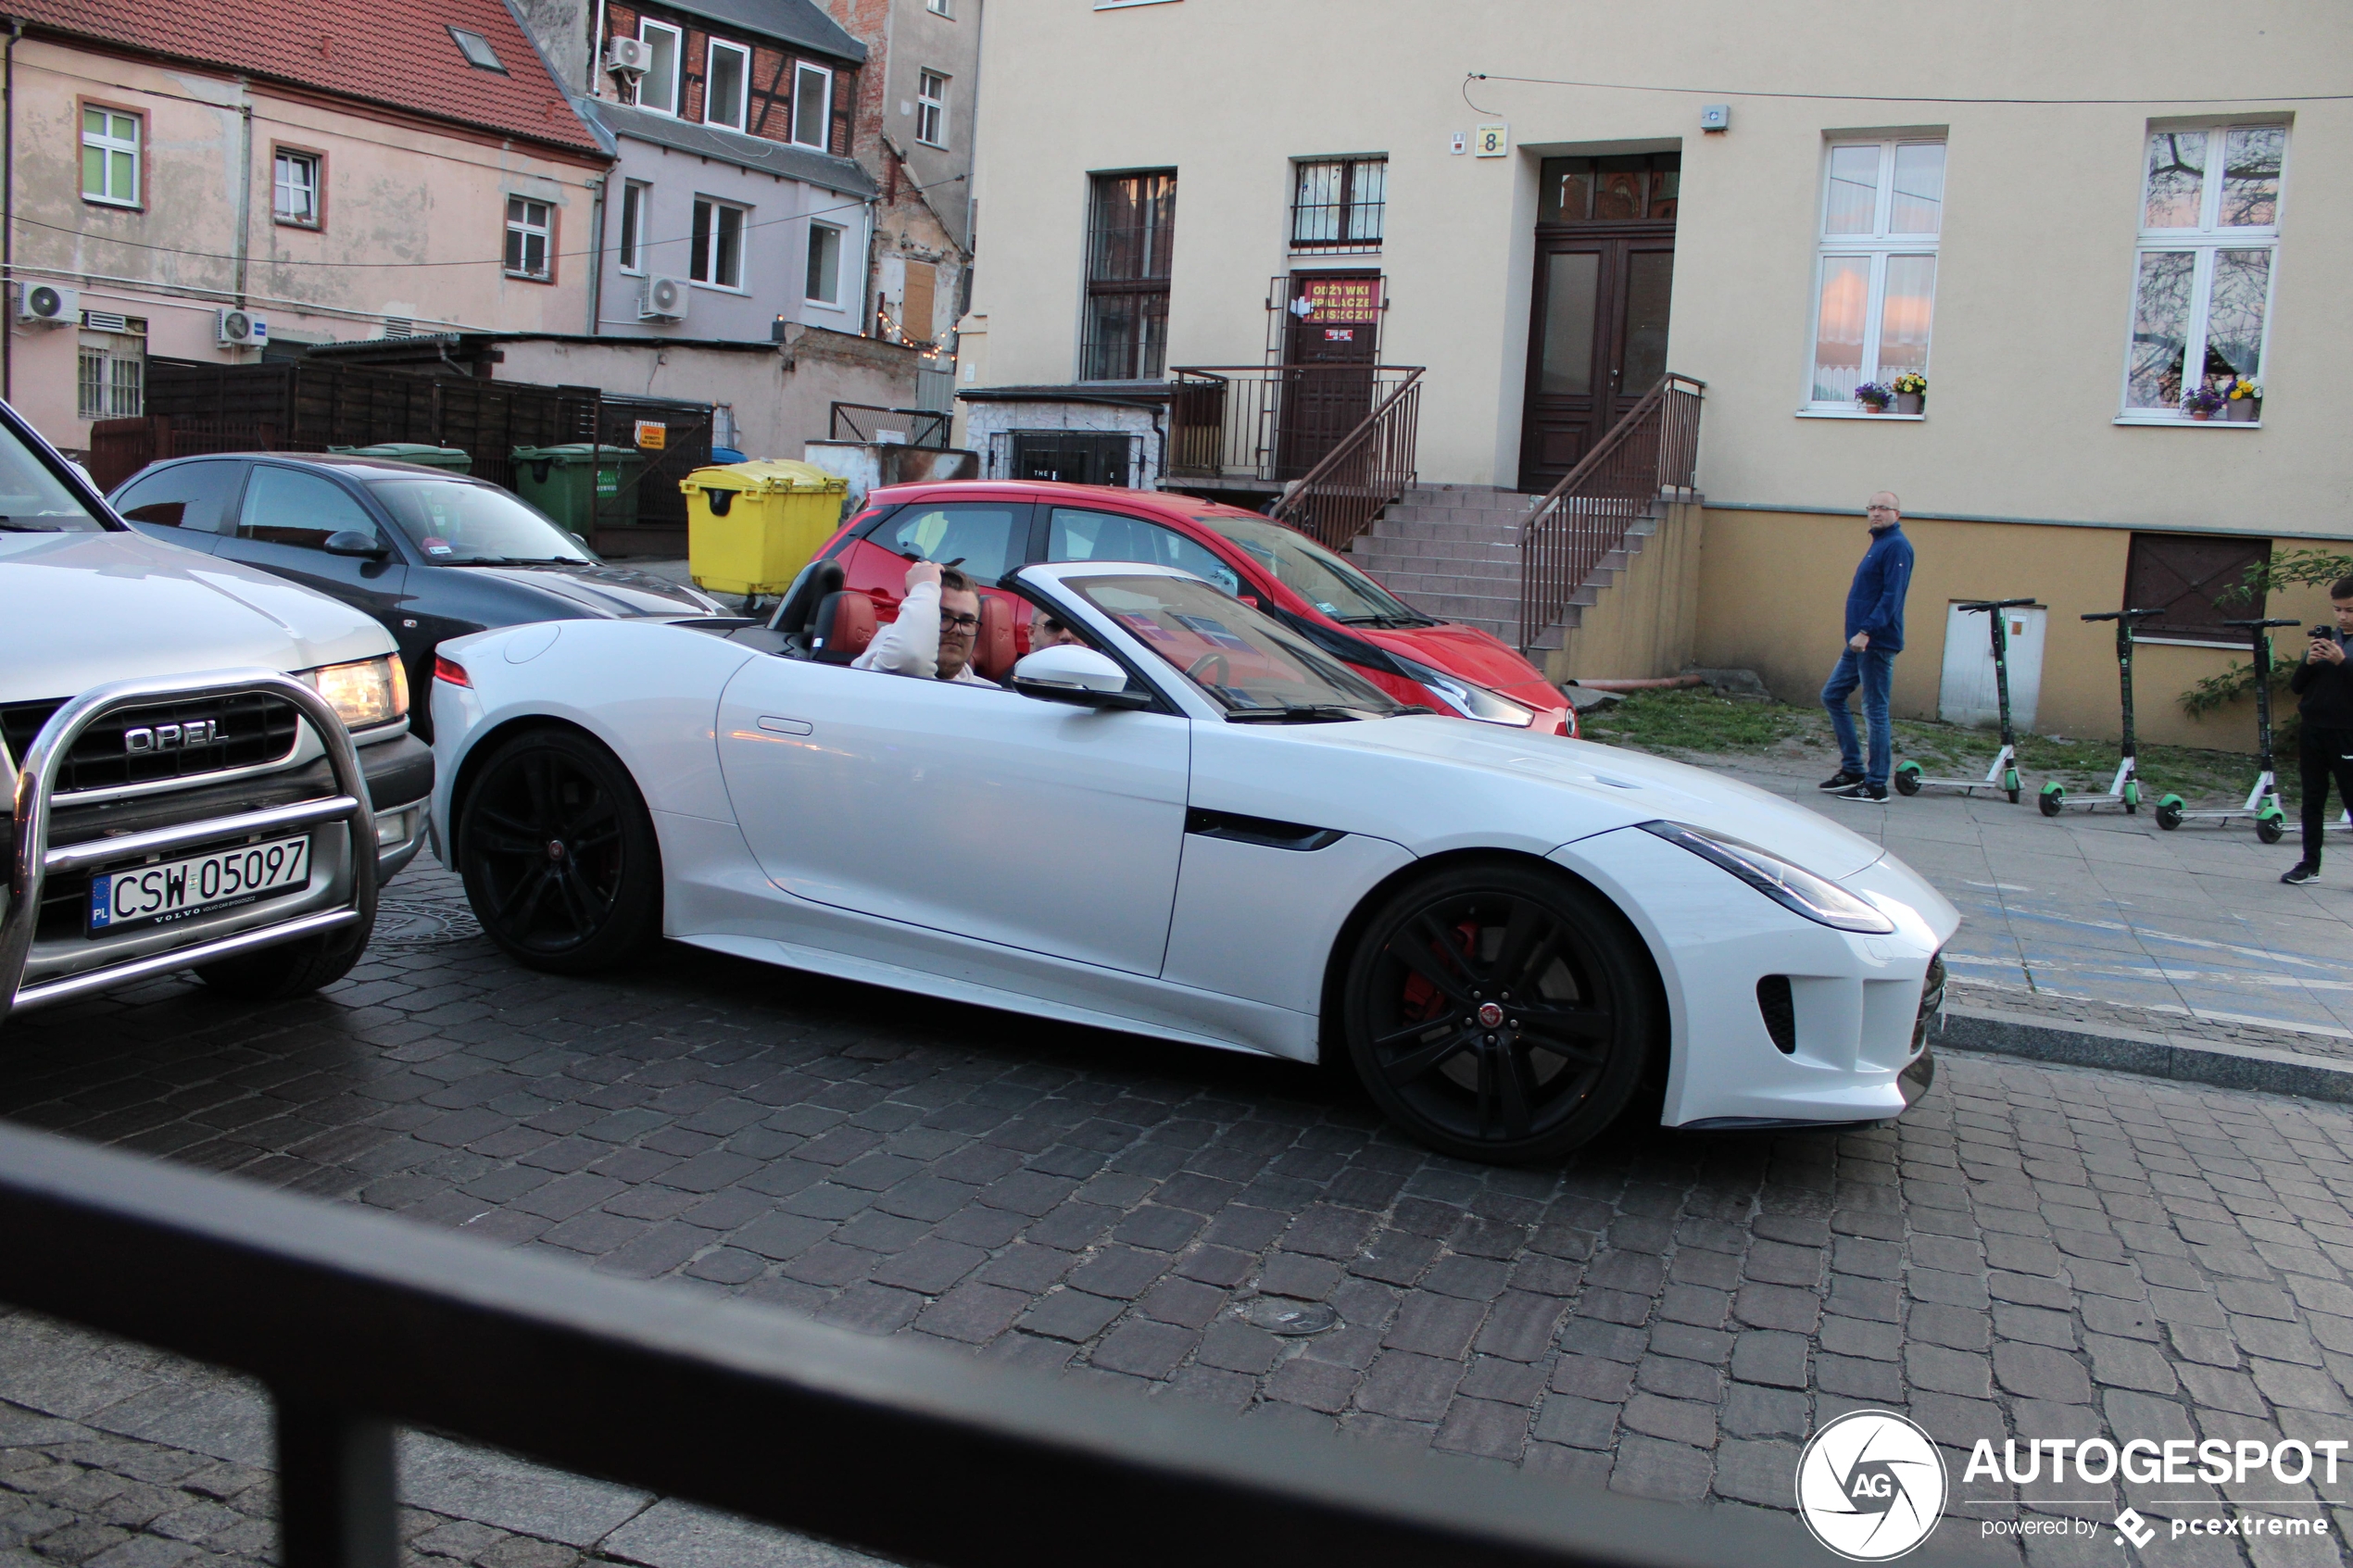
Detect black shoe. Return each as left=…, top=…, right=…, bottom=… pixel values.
left=1818, top=770, right=1866, bottom=791
left=2282, top=861, right=2320, bottom=884
left=1831, top=781, right=1890, bottom=802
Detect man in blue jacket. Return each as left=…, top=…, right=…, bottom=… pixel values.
left=1820, top=492, right=1915, bottom=802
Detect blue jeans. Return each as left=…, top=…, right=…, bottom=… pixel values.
left=1822, top=646, right=1896, bottom=786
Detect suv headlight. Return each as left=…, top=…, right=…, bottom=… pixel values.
left=300, top=656, right=409, bottom=730
left=1388, top=653, right=1534, bottom=727
left=1639, top=820, right=1895, bottom=934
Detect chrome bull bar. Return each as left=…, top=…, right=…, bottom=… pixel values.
left=2, top=669, right=377, bottom=1027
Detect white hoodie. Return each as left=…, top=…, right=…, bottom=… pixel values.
left=849, top=580, right=999, bottom=686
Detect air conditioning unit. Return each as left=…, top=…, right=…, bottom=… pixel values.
left=605, top=35, right=652, bottom=75
left=638, top=276, right=688, bottom=321
left=217, top=307, right=269, bottom=347
left=18, top=282, right=76, bottom=325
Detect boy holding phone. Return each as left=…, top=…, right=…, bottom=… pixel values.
left=2282, top=574, right=2353, bottom=884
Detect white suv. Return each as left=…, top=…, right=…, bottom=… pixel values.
left=1, top=403, right=431, bottom=1020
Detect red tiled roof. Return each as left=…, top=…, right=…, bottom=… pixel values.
left=22, top=0, right=605, bottom=156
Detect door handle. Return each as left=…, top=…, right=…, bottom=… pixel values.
left=757, top=716, right=813, bottom=735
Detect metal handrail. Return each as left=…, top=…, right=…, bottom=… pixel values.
left=1516, top=375, right=1705, bottom=653
left=0, top=1120, right=1834, bottom=1568
left=1266, top=367, right=1426, bottom=552
left=2, top=670, right=376, bottom=1024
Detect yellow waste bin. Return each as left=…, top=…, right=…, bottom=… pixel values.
left=681, top=459, right=849, bottom=599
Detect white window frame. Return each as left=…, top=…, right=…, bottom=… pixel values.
left=915, top=70, right=949, bottom=149
left=805, top=221, right=845, bottom=307
left=505, top=196, right=553, bottom=280
left=82, top=107, right=141, bottom=207
left=78, top=330, right=146, bottom=420
left=927, top=0, right=952, bottom=15
left=1802, top=137, right=1944, bottom=416
left=689, top=196, right=749, bottom=291
left=638, top=19, right=684, bottom=117
left=2117, top=119, right=2286, bottom=425
left=791, top=63, right=833, bottom=151
left=704, top=39, right=750, bottom=132
left=617, top=180, right=650, bottom=274
left=273, top=149, right=321, bottom=226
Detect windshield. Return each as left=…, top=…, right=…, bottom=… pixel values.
left=1066, top=572, right=1408, bottom=721
left=1196, top=512, right=1429, bottom=626
left=0, top=420, right=107, bottom=533
left=371, top=479, right=594, bottom=564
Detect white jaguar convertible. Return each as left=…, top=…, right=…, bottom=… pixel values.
left=428, top=561, right=1957, bottom=1163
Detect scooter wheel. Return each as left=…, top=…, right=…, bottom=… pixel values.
left=2039, top=784, right=2065, bottom=818
left=2156, top=795, right=2184, bottom=831
left=2257, top=811, right=2285, bottom=846
left=1894, top=763, right=1922, bottom=797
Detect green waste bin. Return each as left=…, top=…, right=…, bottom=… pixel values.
left=510, top=444, right=646, bottom=533
left=681, top=459, right=849, bottom=597
left=325, top=442, right=474, bottom=472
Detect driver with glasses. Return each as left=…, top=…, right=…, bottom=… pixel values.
left=853, top=560, right=998, bottom=686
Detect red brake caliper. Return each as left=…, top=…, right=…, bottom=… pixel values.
left=1399, top=920, right=1479, bottom=1023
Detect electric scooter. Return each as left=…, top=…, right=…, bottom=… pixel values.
left=2154, top=617, right=2300, bottom=843
left=2039, top=608, right=2163, bottom=817
left=1894, top=597, right=2036, bottom=802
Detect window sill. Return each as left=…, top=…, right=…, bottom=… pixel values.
left=915, top=137, right=949, bottom=151
left=689, top=280, right=749, bottom=295
left=504, top=270, right=555, bottom=285
left=2113, top=413, right=2263, bottom=428
left=82, top=194, right=142, bottom=211
left=1796, top=408, right=1923, bottom=421
left=273, top=218, right=321, bottom=232
left=803, top=298, right=847, bottom=313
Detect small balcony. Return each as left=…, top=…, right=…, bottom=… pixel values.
left=1165, top=363, right=1423, bottom=552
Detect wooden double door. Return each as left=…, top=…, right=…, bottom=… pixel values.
left=1517, top=231, right=1675, bottom=495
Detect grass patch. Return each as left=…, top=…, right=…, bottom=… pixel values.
left=1580, top=686, right=2273, bottom=808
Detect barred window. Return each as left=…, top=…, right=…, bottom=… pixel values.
left=1081, top=170, right=1176, bottom=382
left=1291, top=157, right=1384, bottom=250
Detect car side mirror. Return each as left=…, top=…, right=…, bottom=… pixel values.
left=1011, top=645, right=1151, bottom=710
left=322, top=530, right=388, bottom=558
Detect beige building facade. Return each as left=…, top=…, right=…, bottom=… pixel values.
left=963, top=0, right=2352, bottom=746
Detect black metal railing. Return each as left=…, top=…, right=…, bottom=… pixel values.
left=828, top=402, right=951, bottom=449
left=1516, top=375, right=1704, bottom=654
left=1265, top=369, right=1424, bottom=554
left=1166, top=364, right=1421, bottom=485
left=0, top=1122, right=1831, bottom=1568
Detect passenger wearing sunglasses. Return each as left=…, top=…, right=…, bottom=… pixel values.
left=852, top=559, right=998, bottom=686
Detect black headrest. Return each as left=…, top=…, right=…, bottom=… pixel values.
left=771, top=558, right=846, bottom=633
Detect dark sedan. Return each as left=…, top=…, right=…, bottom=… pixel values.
left=109, top=454, right=723, bottom=739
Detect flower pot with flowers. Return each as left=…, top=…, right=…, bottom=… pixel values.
left=1891, top=372, right=1928, bottom=415
left=1854, top=382, right=1894, bottom=413
left=2224, top=378, right=2261, bottom=421
left=2182, top=386, right=2226, bottom=421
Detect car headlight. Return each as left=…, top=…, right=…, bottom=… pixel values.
left=1388, top=653, right=1534, bottom=727
left=300, top=656, right=409, bottom=729
left=1639, top=820, right=1896, bottom=934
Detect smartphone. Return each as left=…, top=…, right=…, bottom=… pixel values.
left=2315, top=626, right=2338, bottom=641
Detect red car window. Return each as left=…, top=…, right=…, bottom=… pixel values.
left=1043, top=506, right=1243, bottom=596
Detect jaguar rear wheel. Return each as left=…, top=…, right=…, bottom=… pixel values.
left=1340, top=861, right=1655, bottom=1164
left=458, top=727, right=661, bottom=973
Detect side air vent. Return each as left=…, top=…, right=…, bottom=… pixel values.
left=1756, top=974, right=1796, bottom=1054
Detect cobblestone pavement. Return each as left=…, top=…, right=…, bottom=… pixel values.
left=7, top=861, right=2353, bottom=1565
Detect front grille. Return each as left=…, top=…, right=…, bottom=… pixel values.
left=1756, top=975, right=1796, bottom=1054
left=1, top=693, right=301, bottom=796
left=1913, top=950, right=1947, bottom=1054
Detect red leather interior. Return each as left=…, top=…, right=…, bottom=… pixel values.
left=975, top=595, right=1016, bottom=681
left=812, top=591, right=877, bottom=660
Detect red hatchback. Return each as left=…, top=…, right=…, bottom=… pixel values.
left=807, top=481, right=1576, bottom=737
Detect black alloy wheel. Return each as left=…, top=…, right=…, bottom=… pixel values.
left=1340, top=861, right=1655, bottom=1164
left=458, top=728, right=661, bottom=973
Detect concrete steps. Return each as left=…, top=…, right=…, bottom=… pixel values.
left=1346, top=483, right=1660, bottom=651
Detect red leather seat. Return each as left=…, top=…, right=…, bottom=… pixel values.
left=975, top=595, right=1016, bottom=682
left=811, top=592, right=876, bottom=662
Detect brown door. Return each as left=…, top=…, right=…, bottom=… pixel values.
left=1517, top=152, right=1679, bottom=495
left=1277, top=270, right=1379, bottom=479
left=1518, top=239, right=1675, bottom=493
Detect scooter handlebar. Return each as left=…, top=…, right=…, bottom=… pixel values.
left=2082, top=608, right=2165, bottom=623
left=2221, top=618, right=2304, bottom=629
left=1958, top=598, right=2037, bottom=613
